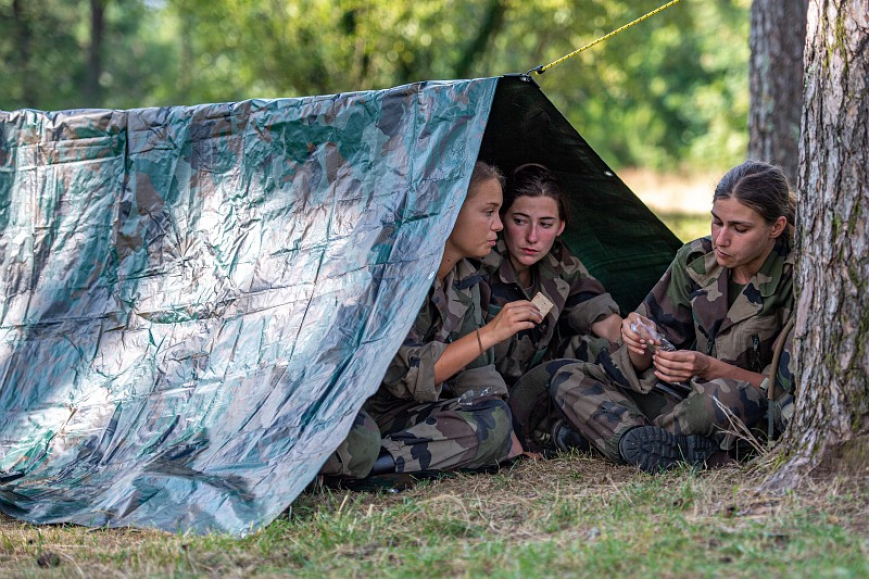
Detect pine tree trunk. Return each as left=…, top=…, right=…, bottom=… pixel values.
left=748, top=0, right=808, bottom=186
left=85, top=0, right=105, bottom=106
left=764, top=0, right=869, bottom=490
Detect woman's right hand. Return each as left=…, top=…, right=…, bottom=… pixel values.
left=621, top=312, right=658, bottom=356
left=481, top=300, right=542, bottom=344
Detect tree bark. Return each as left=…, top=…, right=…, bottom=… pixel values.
left=748, top=0, right=808, bottom=186
left=764, top=0, right=869, bottom=490
left=86, top=0, right=106, bottom=106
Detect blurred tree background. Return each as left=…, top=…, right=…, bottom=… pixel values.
left=0, top=0, right=750, bottom=172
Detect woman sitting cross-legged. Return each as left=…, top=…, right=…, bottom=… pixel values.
left=481, top=163, right=622, bottom=454
left=547, top=160, right=795, bottom=472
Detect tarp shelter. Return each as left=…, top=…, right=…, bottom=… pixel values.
left=0, top=75, right=681, bottom=536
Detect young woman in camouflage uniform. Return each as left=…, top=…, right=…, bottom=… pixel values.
left=335, top=161, right=546, bottom=477
left=547, top=161, right=795, bottom=472
left=484, top=164, right=622, bottom=379
left=481, top=164, right=622, bottom=453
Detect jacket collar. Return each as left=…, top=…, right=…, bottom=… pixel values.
left=687, top=236, right=793, bottom=333
left=488, top=238, right=566, bottom=289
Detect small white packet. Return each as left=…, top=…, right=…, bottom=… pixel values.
left=531, top=292, right=555, bottom=317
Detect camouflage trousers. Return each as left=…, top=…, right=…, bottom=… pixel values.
left=319, top=410, right=381, bottom=479
left=365, top=395, right=514, bottom=473
left=546, top=360, right=767, bottom=463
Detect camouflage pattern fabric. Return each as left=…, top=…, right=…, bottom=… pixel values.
left=366, top=395, right=513, bottom=472
left=0, top=78, right=498, bottom=534
left=637, top=236, right=794, bottom=372
left=319, top=411, right=380, bottom=479
left=481, top=239, right=619, bottom=386
left=549, top=236, right=794, bottom=460
left=550, top=357, right=768, bottom=461
left=365, top=258, right=513, bottom=472
left=548, top=358, right=657, bottom=462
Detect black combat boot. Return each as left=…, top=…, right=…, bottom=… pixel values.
left=618, top=426, right=718, bottom=473
left=369, top=450, right=396, bottom=476
left=550, top=418, right=591, bottom=453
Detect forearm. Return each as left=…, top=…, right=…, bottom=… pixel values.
left=433, top=329, right=487, bottom=385
left=705, top=358, right=766, bottom=389
left=432, top=298, right=542, bottom=384
left=629, top=348, right=653, bottom=373
left=591, top=314, right=622, bottom=343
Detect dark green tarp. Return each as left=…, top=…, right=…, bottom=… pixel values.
left=0, top=75, right=680, bottom=535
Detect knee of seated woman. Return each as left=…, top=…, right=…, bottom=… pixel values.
left=464, top=398, right=514, bottom=461
left=676, top=378, right=767, bottom=431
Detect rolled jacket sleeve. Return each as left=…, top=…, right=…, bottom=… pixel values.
left=602, top=340, right=660, bottom=394
left=565, top=292, right=621, bottom=334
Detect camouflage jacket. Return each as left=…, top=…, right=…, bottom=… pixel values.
left=481, top=239, right=620, bottom=385
left=374, top=258, right=507, bottom=404
left=608, top=236, right=794, bottom=394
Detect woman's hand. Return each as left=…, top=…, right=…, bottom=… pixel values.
left=621, top=313, right=658, bottom=356
left=652, top=351, right=767, bottom=389
left=651, top=349, right=716, bottom=383
left=621, top=312, right=661, bottom=372
left=481, top=300, right=542, bottom=345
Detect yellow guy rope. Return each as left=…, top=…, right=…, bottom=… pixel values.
left=529, top=0, right=683, bottom=76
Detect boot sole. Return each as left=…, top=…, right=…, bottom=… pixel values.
left=620, top=426, right=718, bottom=473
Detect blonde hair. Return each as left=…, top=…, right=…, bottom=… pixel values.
left=467, top=161, right=505, bottom=198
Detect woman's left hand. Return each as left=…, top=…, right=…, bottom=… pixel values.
left=651, top=349, right=717, bottom=383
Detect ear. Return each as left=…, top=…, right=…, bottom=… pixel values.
left=556, top=220, right=566, bottom=237
left=769, top=215, right=788, bottom=238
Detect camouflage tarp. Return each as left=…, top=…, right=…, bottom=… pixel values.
left=0, top=75, right=680, bottom=536
left=0, top=78, right=499, bottom=535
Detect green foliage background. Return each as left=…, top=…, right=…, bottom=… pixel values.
left=0, top=0, right=750, bottom=170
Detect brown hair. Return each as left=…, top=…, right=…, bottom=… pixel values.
left=504, top=163, right=570, bottom=225
left=713, top=161, right=795, bottom=238
left=468, top=161, right=506, bottom=198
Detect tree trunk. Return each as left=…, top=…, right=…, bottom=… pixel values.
left=177, top=7, right=195, bottom=103
left=764, top=1, right=869, bottom=490
left=11, top=0, right=35, bottom=104
left=86, top=0, right=106, bottom=106
left=453, top=0, right=506, bottom=79
left=748, top=0, right=808, bottom=186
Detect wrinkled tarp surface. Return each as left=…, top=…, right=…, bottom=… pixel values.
left=0, top=78, right=498, bottom=535
left=0, top=75, right=682, bottom=536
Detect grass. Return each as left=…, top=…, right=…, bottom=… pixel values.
left=2, top=455, right=867, bottom=578
left=0, top=172, right=844, bottom=577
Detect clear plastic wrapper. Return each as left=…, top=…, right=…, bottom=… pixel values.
left=629, top=319, right=676, bottom=353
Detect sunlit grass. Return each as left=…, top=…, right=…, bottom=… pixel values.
left=2, top=456, right=867, bottom=578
